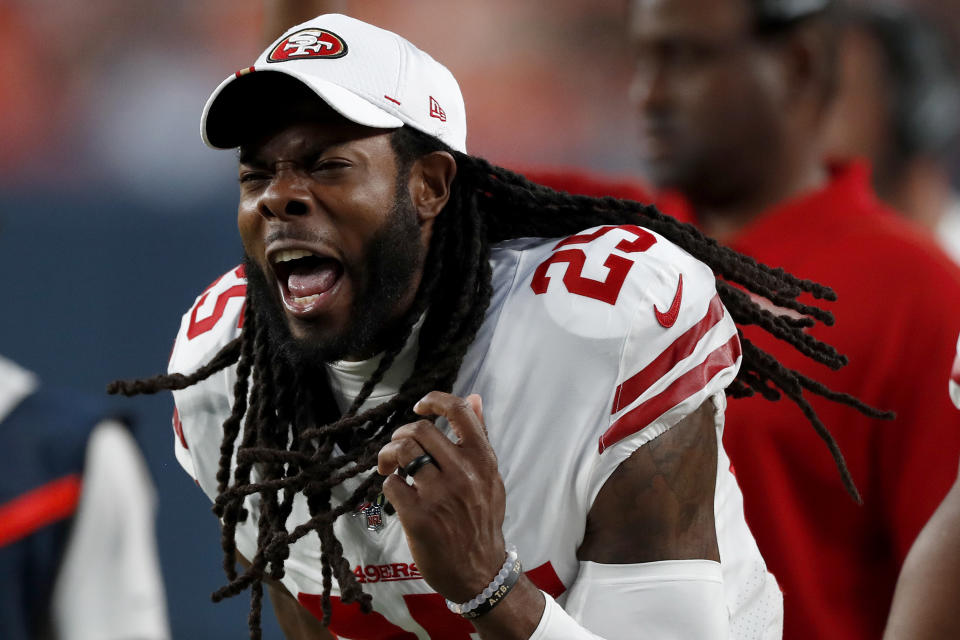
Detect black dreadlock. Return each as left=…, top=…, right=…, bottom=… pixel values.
left=109, top=126, right=891, bottom=639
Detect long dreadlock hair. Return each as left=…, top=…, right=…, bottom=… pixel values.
left=110, top=125, right=891, bottom=638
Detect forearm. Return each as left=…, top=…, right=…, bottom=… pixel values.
left=469, top=577, right=546, bottom=640
left=468, top=559, right=730, bottom=640
left=885, top=475, right=960, bottom=639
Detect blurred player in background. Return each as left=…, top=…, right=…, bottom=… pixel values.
left=0, top=355, right=169, bottom=640
left=629, top=0, right=960, bottom=638
left=824, top=2, right=960, bottom=262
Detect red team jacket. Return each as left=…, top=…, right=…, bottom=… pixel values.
left=526, top=162, right=960, bottom=640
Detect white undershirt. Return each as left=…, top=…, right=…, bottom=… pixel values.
left=325, top=318, right=422, bottom=415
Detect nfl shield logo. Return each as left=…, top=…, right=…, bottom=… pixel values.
left=353, top=501, right=384, bottom=533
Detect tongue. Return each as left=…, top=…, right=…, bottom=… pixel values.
left=287, top=260, right=342, bottom=297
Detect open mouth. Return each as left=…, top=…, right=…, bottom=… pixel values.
left=270, top=248, right=344, bottom=315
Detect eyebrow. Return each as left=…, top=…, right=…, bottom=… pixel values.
left=238, top=134, right=359, bottom=167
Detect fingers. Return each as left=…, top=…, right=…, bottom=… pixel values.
left=378, top=431, right=441, bottom=514
left=377, top=431, right=440, bottom=478
left=379, top=391, right=503, bottom=554
left=466, top=393, right=484, bottom=424
left=381, top=471, right=418, bottom=514
left=385, top=418, right=460, bottom=474
left=378, top=391, right=492, bottom=513
left=414, top=391, right=488, bottom=447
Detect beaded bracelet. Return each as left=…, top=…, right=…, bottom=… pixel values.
left=445, top=544, right=523, bottom=619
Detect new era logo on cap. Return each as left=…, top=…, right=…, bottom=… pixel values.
left=267, top=28, right=347, bottom=62
left=429, top=96, right=446, bottom=122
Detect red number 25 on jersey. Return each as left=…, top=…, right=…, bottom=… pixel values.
left=530, top=225, right=656, bottom=305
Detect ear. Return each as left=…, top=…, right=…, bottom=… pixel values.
left=408, top=151, right=457, bottom=223
left=776, top=20, right=836, bottom=120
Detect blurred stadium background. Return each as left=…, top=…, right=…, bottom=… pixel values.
left=0, top=1, right=957, bottom=637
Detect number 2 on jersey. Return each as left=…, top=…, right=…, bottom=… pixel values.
left=530, top=225, right=656, bottom=305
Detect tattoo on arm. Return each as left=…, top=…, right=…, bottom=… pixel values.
left=578, top=402, right=720, bottom=563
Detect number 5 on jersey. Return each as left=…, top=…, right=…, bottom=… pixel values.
left=186, top=265, right=246, bottom=340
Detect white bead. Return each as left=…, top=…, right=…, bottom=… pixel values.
left=448, top=543, right=522, bottom=616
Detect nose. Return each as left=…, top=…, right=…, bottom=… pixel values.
left=257, top=167, right=313, bottom=220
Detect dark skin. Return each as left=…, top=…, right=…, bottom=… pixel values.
left=630, top=0, right=831, bottom=241
left=884, top=465, right=960, bottom=640
left=237, top=109, right=453, bottom=361
left=238, top=108, right=721, bottom=638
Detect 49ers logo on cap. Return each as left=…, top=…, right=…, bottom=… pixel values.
left=267, top=28, right=347, bottom=62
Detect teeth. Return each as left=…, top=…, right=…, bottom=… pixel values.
left=274, top=249, right=313, bottom=263
left=292, top=294, right=320, bottom=305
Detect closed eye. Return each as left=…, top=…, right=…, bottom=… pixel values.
left=312, top=159, right=351, bottom=174
left=238, top=169, right=270, bottom=184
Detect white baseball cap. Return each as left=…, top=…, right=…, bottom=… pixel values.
left=201, top=14, right=467, bottom=152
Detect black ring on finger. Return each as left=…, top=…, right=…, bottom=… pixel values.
left=403, top=453, right=436, bottom=477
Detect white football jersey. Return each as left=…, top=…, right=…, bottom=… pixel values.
left=169, top=225, right=782, bottom=639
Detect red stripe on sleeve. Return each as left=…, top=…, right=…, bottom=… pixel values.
left=526, top=561, right=567, bottom=599
left=600, top=333, right=741, bottom=453
left=172, top=406, right=188, bottom=450
left=0, top=474, right=83, bottom=547
left=611, top=294, right=725, bottom=414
